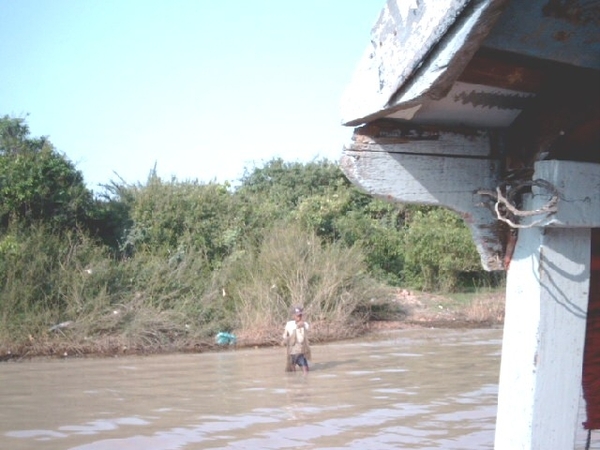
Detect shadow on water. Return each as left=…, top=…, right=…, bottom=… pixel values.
left=310, top=359, right=359, bottom=371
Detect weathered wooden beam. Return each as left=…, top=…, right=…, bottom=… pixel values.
left=349, top=119, right=498, bottom=156
left=458, top=49, right=546, bottom=93
left=482, top=0, right=600, bottom=71
left=341, top=0, right=509, bottom=126
left=341, top=124, right=505, bottom=270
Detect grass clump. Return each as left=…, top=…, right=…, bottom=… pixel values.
left=225, top=224, right=390, bottom=345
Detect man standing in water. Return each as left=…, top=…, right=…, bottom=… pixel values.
left=283, top=306, right=310, bottom=374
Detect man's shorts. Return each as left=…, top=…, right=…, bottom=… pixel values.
left=291, top=354, right=308, bottom=367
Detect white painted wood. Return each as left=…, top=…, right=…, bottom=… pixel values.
left=387, top=81, right=536, bottom=128
left=526, top=160, right=600, bottom=228
left=341, top=0, right=470, bottom=125
left=341, top=149, right=499, bottom=206
left=340, top=0, right=509, bottom=126
left=495, top=224, right=591, bottom=449
left=341, top=148, right=504, bottom=270
left=385, top=1, right=511, bottom=117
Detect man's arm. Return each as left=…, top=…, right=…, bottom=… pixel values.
left=298, top=321, right=309, bottom=331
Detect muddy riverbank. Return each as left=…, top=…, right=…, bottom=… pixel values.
left=1, top=290, right=505, bottom=362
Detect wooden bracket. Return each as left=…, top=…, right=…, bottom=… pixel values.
left=341, top=121, right=506, bottom=271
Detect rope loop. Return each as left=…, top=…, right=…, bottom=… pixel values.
left=479, top=179, right=559, bottom=229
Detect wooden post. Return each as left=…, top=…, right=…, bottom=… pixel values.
left=495, top=225, right=591, bottom=449
left=494, top=161, right=600, bottom=448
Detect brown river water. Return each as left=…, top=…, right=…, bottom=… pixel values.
left=0, top=328, right=503, bottom=449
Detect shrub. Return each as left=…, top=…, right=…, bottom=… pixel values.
left=219, top=222, right=391, bottom=343
left=403, top=207, right=484, bottom=291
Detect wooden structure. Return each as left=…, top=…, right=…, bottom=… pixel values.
left=340, top=1, right=599, bottom=448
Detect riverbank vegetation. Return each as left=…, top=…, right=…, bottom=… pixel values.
left=0, top=116, right=505, bottom=359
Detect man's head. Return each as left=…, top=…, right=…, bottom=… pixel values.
left=293, top=306, right=303, bottom=318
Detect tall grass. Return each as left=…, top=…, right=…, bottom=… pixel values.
left=224, top=224, right=389, bottom=344
left=0, top=222, right=391, bottom=357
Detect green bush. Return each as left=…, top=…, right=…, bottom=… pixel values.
left=403, top=207, right=484, bottom=291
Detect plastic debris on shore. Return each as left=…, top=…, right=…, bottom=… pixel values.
left=215, top=332, right=237, bottom=345
left=49, top=321, right=73, bottom=332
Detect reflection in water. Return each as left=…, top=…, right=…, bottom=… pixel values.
left=0, top=328, right=503, bottom=449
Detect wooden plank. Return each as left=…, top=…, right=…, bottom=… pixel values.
left=340, top=145, right=505, bottom=270
left=458, top=49, right=546, bottom=93
left=341, top=0, right=509, bottom=126
left=340, top=148, right=500, bottom=208
left=495, top=226, right=591, bottom=449
left=351, top=120, right=497, bottom=156
left=341, top=0, right=469, bottom=126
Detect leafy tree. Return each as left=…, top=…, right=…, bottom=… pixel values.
left=238, top=157, right=348, bottom=208
left=235, top=158, right=352, bottom=247
left=116, top=171, right=242, bottom=268
left=0, top=116, right=92, bottom=232
left=238, top=158, right=411, bottom=285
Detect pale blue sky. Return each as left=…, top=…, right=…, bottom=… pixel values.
left=1, top=1, right=383, bottom=192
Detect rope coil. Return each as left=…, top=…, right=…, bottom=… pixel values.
left=479, top=179, right=560, bottom=229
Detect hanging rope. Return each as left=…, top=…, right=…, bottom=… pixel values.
left=478, top=179, right=559, bottom=229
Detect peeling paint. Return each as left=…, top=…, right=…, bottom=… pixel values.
left=553, top=29, right=574, bottom=41
left=542, top=0, right=600, bottom=26
left=376, top=128, right=440, bottom=140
